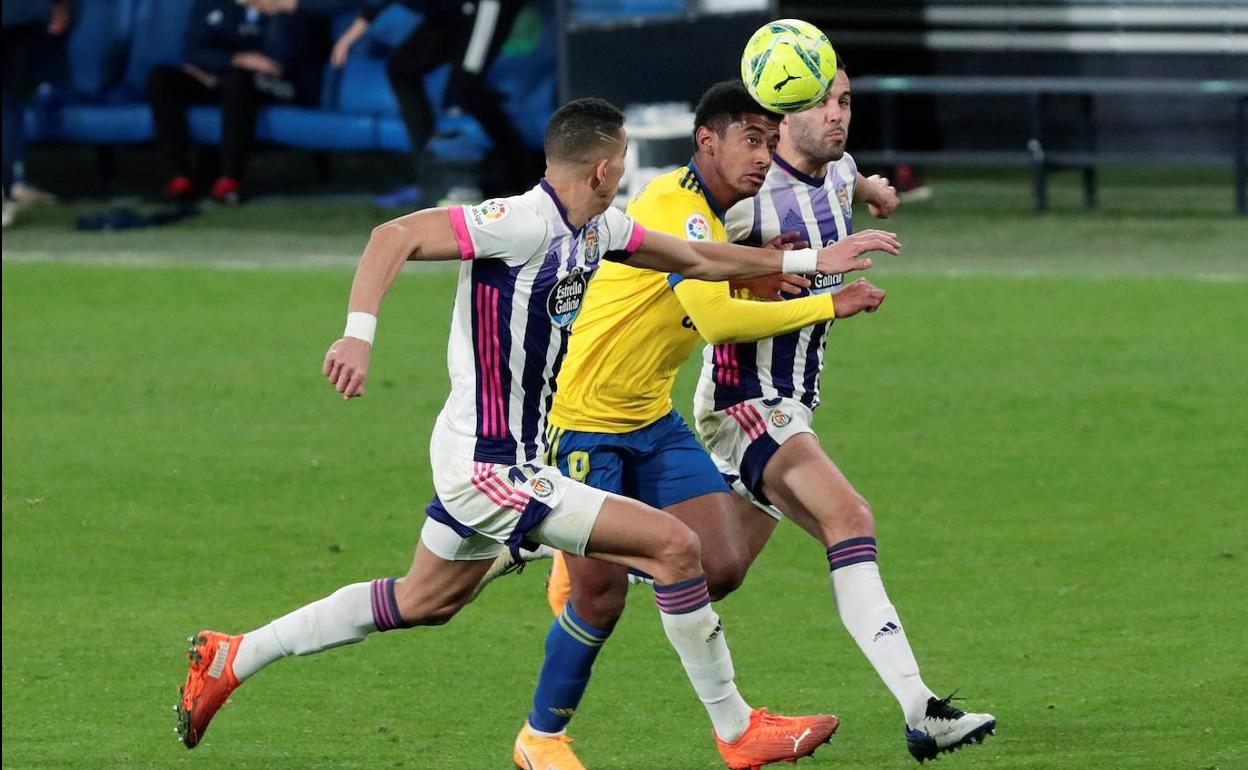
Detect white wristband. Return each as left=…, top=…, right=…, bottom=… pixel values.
left=781, top=248, right=818, bottom=275
left=344, top=312, right=377, bottom=345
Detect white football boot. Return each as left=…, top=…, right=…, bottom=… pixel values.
left=905, top=694, right=997, bottom=762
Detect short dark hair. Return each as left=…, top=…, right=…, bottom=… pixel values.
left=544, top=98, right=626, bottom=164
left=692, top=80, right=782, bottom=146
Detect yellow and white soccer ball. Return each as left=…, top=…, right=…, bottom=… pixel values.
left=740, top=18, right=837, bottom=113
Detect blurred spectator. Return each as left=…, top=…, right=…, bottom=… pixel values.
left=255, top=0, right=543, bottom=202
left=148, top=0, right=324, bottom=204
left=3, top=0, right=71, bottom=227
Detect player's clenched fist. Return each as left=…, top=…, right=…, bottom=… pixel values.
left=832, top=278, right=886, bottom=318
left=864, top=175, right=899, bottom=219
left=815, top=229, right=900, bottom=276
left=323, top=337, right=371, bottom=399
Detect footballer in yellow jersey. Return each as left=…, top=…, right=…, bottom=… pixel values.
left=520, top=82, right=893, bottom=768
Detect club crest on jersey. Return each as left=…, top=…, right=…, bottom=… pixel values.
left=530, top=477, right=554, bottom=498
left=547, top=268, right=587, bottom=328
left=468, top=199, right=509, bottom=226
left=836, top=186, right=852, bottom=217
left=582, top=226, right=600, bottom=263
left=685, top=213, right=711, bottom=241
left=769, top=408, right=792, bottom=428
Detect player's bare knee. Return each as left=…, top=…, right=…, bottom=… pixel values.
left=833, top=497, right=875, bottom=540
left=654, top=523, right=702, bottom=582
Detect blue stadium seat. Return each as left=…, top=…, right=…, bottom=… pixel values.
left=335, top=5, right=424, bottom=116
left=427, top=113, right=491, bottom=161
left=363, top=4, right=421, bottom=52
left=66, top=0, right=135, bottom=97
left=58, top=103, right=154, bottom=144
left=122, top=0, right=195, bottom=99
left=263, top=106, right=378, bottom=151
left=572, top=0, right=684, bottom=23
left=30, top=0, right=555, bottom=167
left=336, top=54, right=399, bottom=115
left=375, top=116, right=409, bottom=154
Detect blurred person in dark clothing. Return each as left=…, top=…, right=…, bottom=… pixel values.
left=3, top=0, right=71, bottom=227
left=148, top=0, right=324, bottom=204
left=253, top=0, right=543, bottom=202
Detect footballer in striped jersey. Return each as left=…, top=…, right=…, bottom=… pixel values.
left=694, top=67, right=998, bottom=763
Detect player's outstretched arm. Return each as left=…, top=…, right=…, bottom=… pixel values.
left=674, top=279, right=836, bottom=344
left=323, top=209, right=462, bottom=400
left=626, top=228, right=896, bottom=282
left=623, top=229, right=785, bottom=280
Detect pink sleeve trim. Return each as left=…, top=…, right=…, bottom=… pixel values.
left=448, top=206, right=476, bottom=260
left=624, top=222, right=647, bottom=253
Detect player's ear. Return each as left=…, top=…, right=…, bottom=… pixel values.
left=695, top=125, right=716, bottom=156
left=589, top=157, right=609, bottom=190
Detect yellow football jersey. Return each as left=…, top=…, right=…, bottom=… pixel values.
left=548, top=163, right=727, bottom=432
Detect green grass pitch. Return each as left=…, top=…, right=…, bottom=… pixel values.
left=3, top=171, right=1246, bottom=769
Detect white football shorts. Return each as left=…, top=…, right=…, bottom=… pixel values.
left=693, top=396, right=816, bottom=521
left=420, top=430, right=609, bottom=561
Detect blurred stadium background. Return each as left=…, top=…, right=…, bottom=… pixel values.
left=3, top=1, right=1245, bottom=769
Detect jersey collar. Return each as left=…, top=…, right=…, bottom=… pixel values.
left=539, top=178, right=577, bottom=232
left=686, top=158, right=727, bottom=223
left=773, top=152, right=827, bottom=188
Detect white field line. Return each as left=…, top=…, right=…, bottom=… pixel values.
left=2, top=249, right=1245, bottom=283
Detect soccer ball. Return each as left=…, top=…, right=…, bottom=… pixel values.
left=740, top=19, right=837, bottom=114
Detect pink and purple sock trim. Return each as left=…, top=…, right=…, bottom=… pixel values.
left=370, top=578, right=409, bottom=632
left=654, top=575, right=710, bottom=615
left=827, top=536, right=878, bottom=571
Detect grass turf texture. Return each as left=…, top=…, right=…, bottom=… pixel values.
left=3, top=171, right=1247, bottom=769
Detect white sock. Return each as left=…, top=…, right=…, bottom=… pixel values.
left=233, top=582, right=378, bottom=681
left=658, top=604, right=752, bottom=742
left=831, top=561, right=936, bottom=726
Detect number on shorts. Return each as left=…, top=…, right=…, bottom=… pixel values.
left=567, top=451, right=590, bottom=482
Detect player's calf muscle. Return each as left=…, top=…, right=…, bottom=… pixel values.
left=392, top=569, right=481, bottom=626
left=394, top=585, right=468, bottom=626
left=569, top=577, right=628, bottom=629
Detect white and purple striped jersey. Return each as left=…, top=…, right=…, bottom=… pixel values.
left=695, top=152, right=857, bottom=412
left=437, top=180, right=646, bottom=464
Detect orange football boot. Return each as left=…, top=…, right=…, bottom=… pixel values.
left=513, top=722, right=587, bottom=770
left=175, top=630, right=242, bottom=748
left=546, top=551, right=571, bottom=617
left=714, top=708, right=839, bottom=770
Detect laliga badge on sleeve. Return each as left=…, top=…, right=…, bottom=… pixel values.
left=685, top=213, right=711, bottom=241
left=469, top=199, right=510, bottom=227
